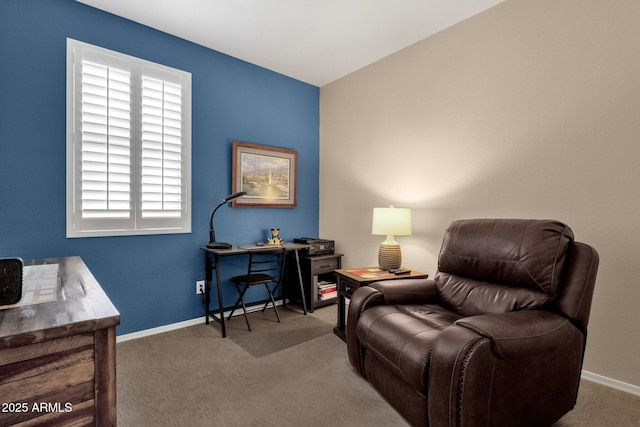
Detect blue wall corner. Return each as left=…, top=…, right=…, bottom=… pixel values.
left=0, top=0, right=320, bottom=335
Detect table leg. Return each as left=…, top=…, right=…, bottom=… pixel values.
left=214, top=254, right=226, bottom=338
left=204, top=252, right=211, bottom=325
left=293, top=250, right=308, bottom=315
left=333, top=276, right=347, bottom=341
left=264, top=250, right=287, bottom=311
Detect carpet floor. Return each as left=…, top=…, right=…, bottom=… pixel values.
left=117, top=305, right=640, bottom=426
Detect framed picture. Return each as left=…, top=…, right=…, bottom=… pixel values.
left=232, top=141, right=298, bottom=208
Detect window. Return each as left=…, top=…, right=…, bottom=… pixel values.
left=66, top=39, right=191, bottom=237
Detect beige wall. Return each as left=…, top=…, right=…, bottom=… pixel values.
left=320, top=0, right=640, bottom=389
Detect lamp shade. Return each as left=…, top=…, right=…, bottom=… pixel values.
left=372, top=207, right=412, bottom=236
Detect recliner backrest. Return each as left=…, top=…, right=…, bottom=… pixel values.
left=435, top=219, right=574, bottom=316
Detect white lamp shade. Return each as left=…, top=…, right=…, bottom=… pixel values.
left=372, top=207, right=412, bottom=236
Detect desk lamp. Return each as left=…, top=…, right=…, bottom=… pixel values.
left=372, top=205, right=412, bottom=271
left=207, top=191, right=246, bottom=249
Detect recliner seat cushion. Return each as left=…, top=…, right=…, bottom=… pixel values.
left=356, top=303, right=462, bottom=391
left=436, top=219, right=574, bottom=316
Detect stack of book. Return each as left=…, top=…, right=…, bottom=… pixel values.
left=317, top=280, right=337, bottom=301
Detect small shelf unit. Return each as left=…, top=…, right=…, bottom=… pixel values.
left=286, top=252, right=343, bottom=312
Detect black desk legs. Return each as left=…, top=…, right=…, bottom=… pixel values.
left=204, top=252, right=227, bottom=338
left=263, top=249, right=308, bottom=316
left=214, top=255, right=226, bottom=337
left=204, top=252, right=212, bottom=325
left=293, top=250, right=308, bottom=315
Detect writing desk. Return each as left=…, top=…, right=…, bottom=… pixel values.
left=202, top=242, right=311, bottom=337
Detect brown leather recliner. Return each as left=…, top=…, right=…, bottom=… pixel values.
left=347, top=219, right=599, bottom=427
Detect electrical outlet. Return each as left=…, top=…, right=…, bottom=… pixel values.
left=196, top=280, right=205, bottom=294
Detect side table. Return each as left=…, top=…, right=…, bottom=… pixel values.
left=333, top=267, right=429, bottom=341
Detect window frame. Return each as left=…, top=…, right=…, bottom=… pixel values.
left=66, top=38, right=192, bottom=238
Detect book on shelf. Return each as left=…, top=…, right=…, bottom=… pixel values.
left=317, top=280, right=336, bottom=289
left=317, top=280, right=337, bottom=300
left=316, top=278, right=337, bottom=300
left=318, top=291, right=337, bottom=300
left=318, top=282, right=336, bottom=287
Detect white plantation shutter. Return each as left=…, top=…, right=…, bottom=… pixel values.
left=141, top=76, right=182, bottom=218
left=81, top=61, right=132, bottom=220
left=67, top=39, right=191, bottom=237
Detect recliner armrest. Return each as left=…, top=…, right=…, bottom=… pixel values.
left=455, top=310, right=578, bottom=359
left=369, top=278, right=438, bottom=305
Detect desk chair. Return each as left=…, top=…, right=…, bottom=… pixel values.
left=228, top=247, right=286, bottom=331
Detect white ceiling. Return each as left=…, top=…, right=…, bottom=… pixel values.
left=77, top=0, right=506, bottom=87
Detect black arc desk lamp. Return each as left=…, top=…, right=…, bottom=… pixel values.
left=207, top=191, right=247, bottom=249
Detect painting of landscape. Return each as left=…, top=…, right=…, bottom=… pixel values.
left=240, top=153, right=290, bottom=199
left=232, top=141, right=297, bottom=207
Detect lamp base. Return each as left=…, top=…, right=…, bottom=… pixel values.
left=206, top=241, right=232, bottom=249
left=378, top=243, right=402, bottom=271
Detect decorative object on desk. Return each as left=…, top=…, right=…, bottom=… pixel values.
left=232, top=141, right=298, bottom=208
left=372, top=205, right=412, bottom=271
left=207, top=191, right=247, bottom=249
left=266, top=228, right=284, bottom=245
left=0, top=257, right=23, bottom=306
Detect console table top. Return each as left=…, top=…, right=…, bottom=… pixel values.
left=0, top=256, right=120, bottom=348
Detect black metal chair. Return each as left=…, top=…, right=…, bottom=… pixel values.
left=228, top=247, right=286, bottom=331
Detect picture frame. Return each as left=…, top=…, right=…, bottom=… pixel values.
left=232, top=141, right=298, bottom=208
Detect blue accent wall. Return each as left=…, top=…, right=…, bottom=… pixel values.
left=0, top=0, right=319, bottom=335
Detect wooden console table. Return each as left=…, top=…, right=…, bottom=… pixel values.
left=0, top=256, right=120, bottom=426
left=333, top=267, right=428, bottom=341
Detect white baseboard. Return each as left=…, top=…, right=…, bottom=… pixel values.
left=581, top=370, right=640, bottom=397
left=116, top=317, right=204, bottom=343
left=116, top=300, right=284, bottom=343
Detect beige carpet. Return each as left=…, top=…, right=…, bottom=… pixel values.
left=117, top=306, right=640, bottom=426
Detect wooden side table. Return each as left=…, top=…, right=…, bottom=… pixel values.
left=333, top=267, right=429, bottom=341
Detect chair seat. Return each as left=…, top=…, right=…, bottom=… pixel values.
left=356, top=303, right=463, bottom=391
left=230, top=273, right=274, bottom=285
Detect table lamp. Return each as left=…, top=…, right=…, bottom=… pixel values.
left=207, top=191, right=246, bottom=249
left=372, top=205, right=412, bottom=271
